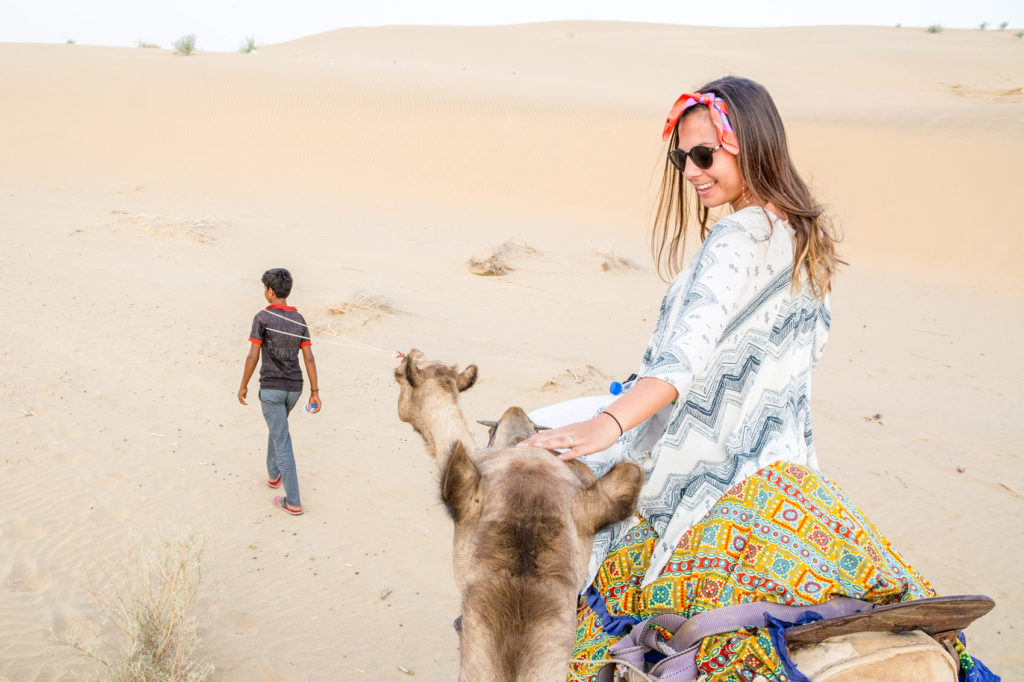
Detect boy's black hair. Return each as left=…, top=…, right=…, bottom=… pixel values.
left=261, top=268, right=293, bottom=298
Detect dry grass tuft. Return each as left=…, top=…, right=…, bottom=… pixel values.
left=108, top=211, right=221, bottom=244
left=327, top=289, right=399, bottom=317
left=590, top=242, right=643, bottom=272
left=53, top=530, right=213, bottom=682
left=467, top=239, right=539, bottom=276
left=320, top=288, right=401, bottom=330
left=541, top=365, right=612, bottom=393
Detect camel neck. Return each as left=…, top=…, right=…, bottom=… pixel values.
left=423, top=401, right=476, bottom=464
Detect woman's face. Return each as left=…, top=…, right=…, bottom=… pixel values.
left=676, top=109, right=743, bottom=210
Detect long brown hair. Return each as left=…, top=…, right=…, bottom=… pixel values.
left=651, top=76, right=842, bottom=298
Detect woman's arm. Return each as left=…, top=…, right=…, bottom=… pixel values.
left=521, top=222, right=765, bottom=461
left=517, top=377, right=677, bottom=460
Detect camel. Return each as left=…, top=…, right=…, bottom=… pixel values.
left=394, top=349, right=643, bottom=682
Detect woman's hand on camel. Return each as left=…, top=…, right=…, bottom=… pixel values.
left=517, top=414, right=622, bottom=461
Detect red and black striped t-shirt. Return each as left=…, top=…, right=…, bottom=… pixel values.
left=248, top=304, right=311, bottom=391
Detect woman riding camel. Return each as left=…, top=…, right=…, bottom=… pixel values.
left=519, top=75, right=995, bottom=681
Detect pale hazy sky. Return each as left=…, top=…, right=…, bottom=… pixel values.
left=4, top=0, right=1021, bottom=52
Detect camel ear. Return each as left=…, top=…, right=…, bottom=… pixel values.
left=441, top=442, right=480, bottom=522
left=394, top=356, right=408, bottom=384
left=574, top=462, right=642, bottom=535
left=404, top=349, right=425, bottom=388
left=565, top=459, right=597, bottom=486
left=457, top=364, right=478, bottom=392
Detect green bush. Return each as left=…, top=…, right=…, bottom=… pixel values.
left=172, top=34, right=196, bottom=56
left=239, top=36, right=258, bottom=54
left=926, top=24, right=944, bottom=33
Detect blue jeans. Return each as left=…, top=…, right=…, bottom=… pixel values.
left=260, top=388, right=302, bottom=506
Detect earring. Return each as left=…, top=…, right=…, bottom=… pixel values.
left=741, top=180, right=752, bottom=206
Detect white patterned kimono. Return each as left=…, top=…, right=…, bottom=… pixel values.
left=582, top=206, right=830, bottom=587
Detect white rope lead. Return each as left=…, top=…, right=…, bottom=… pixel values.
left=259, top=308, right=392, bottom=354
left=263, top=327, right=390, bottom=353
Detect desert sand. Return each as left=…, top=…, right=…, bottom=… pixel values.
left=0, top=22, right=1021, bottom=680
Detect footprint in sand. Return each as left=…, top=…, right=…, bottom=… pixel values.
left=5, top=556, right=53, bottom=592
left=219, top=608, right=263, bottom=636
left=49, top=603, right=93, bottom=634
left=92, top=473, right=126, bottom=490
left=83, top=493, right=132, bottom=521
left=5, top=518, right=47, bottom=542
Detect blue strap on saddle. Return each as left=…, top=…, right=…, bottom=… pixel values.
left=584, top=585, right=640, bottom=636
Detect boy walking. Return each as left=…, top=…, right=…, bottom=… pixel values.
left=237, top=268, right=320, bottom=516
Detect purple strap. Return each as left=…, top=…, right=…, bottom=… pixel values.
left=596, top=597, right=872, bottom=682
left=665, top=597, right=870, bottom=653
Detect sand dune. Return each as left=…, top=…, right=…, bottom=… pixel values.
left=0, top=23, right=1021, bottom=680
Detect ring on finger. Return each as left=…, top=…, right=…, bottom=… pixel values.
left=567, top=435, right=574, bottom=448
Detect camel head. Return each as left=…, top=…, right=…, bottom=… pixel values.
left=442, top=406, right=643, bottom=682
left=394, top=348, right=478, bottom=461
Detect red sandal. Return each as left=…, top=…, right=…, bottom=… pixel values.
left=273, top=496, right=303, bottom=516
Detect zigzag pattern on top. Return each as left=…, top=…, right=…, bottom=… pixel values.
left=641, top=450, right=764, bottom=529
left=645, top=301, right=821, bottom=451
left=639, top=375, right=817, bottom=521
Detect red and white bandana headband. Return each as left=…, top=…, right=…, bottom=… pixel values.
left=662, top=92, right=740, bottom=155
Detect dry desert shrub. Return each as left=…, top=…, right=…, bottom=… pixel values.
left=326, top=289, right=399, bottom=317
left=320, top=288, right=401, bottom=329
left=108, top=210, right=220, bottom=244
left=590, top=242, right=643, bottom=272
left=172, top=34, right=196, bottom=55
left=239, top=36, right=258, bottom=54
left=541, top=365, right=612, bottom=393
left=467, top=239, right=539, bottom=276
left=53, top=530, right=213, bottom=682
left=137, top=40, right=160, bottom=48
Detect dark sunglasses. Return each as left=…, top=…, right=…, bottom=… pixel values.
left=668, top=144, right=722, bottom=172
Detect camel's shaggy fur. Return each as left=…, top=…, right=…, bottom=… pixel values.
left=395, top=350, right=642, bottom=682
